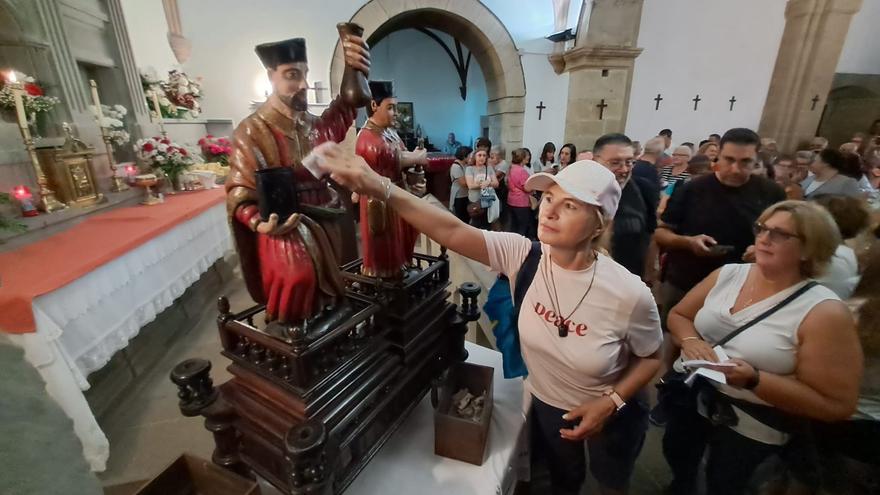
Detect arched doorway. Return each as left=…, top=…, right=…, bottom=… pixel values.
left=329, top=0, right=526, bottom=153
left=817, top=83, right=880, bottom=147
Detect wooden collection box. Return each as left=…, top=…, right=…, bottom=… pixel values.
left=433, top=362, right=494, bottom=466
left=134, top=454, right=260, bottom=495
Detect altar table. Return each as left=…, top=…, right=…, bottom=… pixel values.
left=0, top=189, right=231, bottom=471
left=258, top=342, right=528, bottom=495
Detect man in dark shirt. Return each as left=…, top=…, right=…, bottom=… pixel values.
left=632, top=136, right=666, bottom=188
left=593, top=133, right=660, bottom=279
left=654, top=127, right=786, bottom=314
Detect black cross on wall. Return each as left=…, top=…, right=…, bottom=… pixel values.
left=597, top=99, right=608, bottom=120
left=692, top=94, right=701, bottom=111
left=729, top=96, right=737, bottom=111
left=654, top=93, right=663, bottom=111
left=811, top=95, right=821, bottom=111
left=536, top=101, right=546, bottom=120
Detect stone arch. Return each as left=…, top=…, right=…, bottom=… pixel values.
left=817, top=83, right=880, bottom=147
left=330, top=0, right=526, bottom=152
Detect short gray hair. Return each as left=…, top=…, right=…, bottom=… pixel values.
left=643, top=137, right=666, bottom=154
left=795, top=150, right=815, bottom=161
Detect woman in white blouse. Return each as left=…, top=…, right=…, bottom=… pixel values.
left=662, top=200, right=863, bottom=495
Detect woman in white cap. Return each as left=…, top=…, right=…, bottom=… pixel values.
left=322, top=152, right=663, bottom=495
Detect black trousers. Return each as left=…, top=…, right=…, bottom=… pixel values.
left=663, top=398, right=781, bottom=495
left=452, top=196, right=470, bottom=224
left=508, top=205, right=533, bottom=237
left=531, top=395, right=648, bottom=495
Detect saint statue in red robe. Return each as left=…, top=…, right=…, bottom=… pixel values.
left=355, top=81, right=427, bottom=279
left=226, top=35, right=370, bottom=324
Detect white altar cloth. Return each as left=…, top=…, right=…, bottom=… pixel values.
left=347, top=342, right=527, bottom=495
left=8, top=202, right=231, bottom=472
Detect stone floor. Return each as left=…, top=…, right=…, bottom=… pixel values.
left=95, top=245, right=673, bottom=494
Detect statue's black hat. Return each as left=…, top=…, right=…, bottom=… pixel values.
left=255, top=38, right=307, bottom=69
left=368, top=80, right=394, bottom=104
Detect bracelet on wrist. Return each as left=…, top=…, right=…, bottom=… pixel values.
left=745, top=368, right=761, bottom=390
left=680, top=336, right=701, bottom=343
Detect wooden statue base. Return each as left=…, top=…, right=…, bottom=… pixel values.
left=171, top=250, right=481, bottom=495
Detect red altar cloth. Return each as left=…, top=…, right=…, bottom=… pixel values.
left=0, top=188, right=225, bottom=334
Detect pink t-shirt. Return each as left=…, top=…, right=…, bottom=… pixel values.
left=506, top=164, right=531, bottom=208
left=483, top=231, right=663, bottom=411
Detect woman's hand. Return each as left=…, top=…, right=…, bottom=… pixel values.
left=559, top=396, right=617, bottom=441
left=710, top=358, right=758, bottom=389
left=680, top=338, right=718, bottom=362
left=320, top=148, right=385, bottom=198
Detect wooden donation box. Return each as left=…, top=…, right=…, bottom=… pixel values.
left=36, top=133, right=103, bottom=207
left=171, top=251, right=482, bottom=495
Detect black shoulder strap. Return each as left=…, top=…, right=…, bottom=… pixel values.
left=716, top=281, right=818, bottom=348
left=513, top=242, right=542, bottom=313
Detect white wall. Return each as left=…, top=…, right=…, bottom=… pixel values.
left=119, top=0, right=178, bottom=77
left=625, top=0, right=787, bottom=146
left=119, top=0, right=571, bottom=155
left=836, top=0, right=880, bottom=75
left=368, top=29, right=487, bottom=148
left=520, top=39, right=570, bottom=160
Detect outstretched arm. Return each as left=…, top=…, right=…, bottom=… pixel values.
left=323, top=148, right=489, bottom=265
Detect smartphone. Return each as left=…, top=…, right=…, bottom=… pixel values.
left=708, top=244, right=735, bottom=256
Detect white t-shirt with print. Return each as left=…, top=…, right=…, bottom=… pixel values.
left=483, top=231, right=663, bottom=411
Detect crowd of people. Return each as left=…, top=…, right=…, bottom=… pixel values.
left=326, top=122, right=880, bottom=495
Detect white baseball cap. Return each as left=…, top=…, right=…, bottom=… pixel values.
left=525, top=160, right=621, bottom=218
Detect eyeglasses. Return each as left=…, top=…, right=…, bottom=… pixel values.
left=753, top=222, right=802, bottom=243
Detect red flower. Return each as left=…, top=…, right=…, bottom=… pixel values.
left=160, top=138, right=170, bottom=145
left=24, top=83, right=43, bottom=96
left=179, top=148, right=188, bottom=156
left=142, top=142, right=154, bottom=152
left=205, top=134, right=214, bottom=139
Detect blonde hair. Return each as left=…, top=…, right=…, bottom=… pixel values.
left=756, top=200, right=841, bottom=278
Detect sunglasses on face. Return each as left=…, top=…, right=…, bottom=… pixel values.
left=753, top=222, right=801, bottom=243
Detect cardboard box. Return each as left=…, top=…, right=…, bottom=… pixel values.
left=433, top=362, right=494, bottom=465
left=133, top=454, right=260, bottom=495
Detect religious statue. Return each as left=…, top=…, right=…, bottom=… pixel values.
left=355, top=80, right=427, bottom=279
left=226, top=34, right=370, bottom=325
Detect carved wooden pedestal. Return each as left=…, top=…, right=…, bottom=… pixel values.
left=171, top=251, right=480, bottom=494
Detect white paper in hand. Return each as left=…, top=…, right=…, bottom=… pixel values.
left=684, top=346, right=731, bottom=385
left=301, top=142, right=337, bottom=179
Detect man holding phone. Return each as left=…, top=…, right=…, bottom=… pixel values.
left=653, top=128, right=785, bottom=332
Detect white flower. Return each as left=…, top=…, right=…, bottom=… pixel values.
left=158, top=143, right=168, bottom=152
left=113, top=104, right=127, bottom=115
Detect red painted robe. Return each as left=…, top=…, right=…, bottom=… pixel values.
left=226, top=93, right=356, bottom=323
left=355, top=121, right=419, bottom=279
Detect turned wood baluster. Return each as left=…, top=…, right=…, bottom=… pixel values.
left=285, top=420, right=333, bottom=495
left=170, top=358, right=248, bottom=477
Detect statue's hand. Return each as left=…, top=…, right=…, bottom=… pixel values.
left=256, top=213, right=302, bottom=236
left=343, top=35, right=371, bottom=76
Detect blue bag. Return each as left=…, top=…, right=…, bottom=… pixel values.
left=482, top=242, right=542, bottom=379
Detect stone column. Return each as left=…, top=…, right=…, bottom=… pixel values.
left=758, top=0, right=863, bottom=151
left=550, top=0, right=644, bottom=151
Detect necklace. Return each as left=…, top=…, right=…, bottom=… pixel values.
left=540, top=251, right=598, bottom=337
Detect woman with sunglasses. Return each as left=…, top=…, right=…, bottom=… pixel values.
left=662, top=200, right=863, bottom=495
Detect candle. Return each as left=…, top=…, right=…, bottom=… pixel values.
left=7, top=71, right=28, bottom=132
left=13, top=185, right=38, bottom=217
left=150, top=90, right=163, bottom=121
left=89, top=79, right=104, bottom=124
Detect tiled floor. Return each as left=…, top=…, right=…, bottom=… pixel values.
left=96, top=244, right=672, bottom=494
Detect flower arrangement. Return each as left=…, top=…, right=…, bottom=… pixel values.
left=134, top=136, right=194, bottom=184
left=197, top=135, right=231, bottom=165
left=0, top=71, right=60, bottom=121
left=91, top=104, right=130, bottom=147
left=141, top=70, right=202, bottom=119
